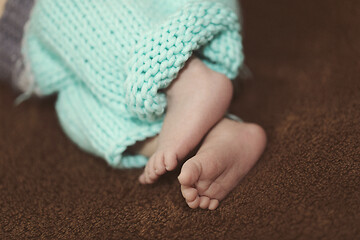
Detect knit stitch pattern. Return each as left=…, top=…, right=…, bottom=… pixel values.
left=22, top=0, right=244, bottom=168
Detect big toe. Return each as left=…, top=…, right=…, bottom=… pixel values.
left=164, top=151, right=178, bottom=171
left=178, top=159, right=201, bottom=186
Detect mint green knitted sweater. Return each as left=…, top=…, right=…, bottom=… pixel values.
left=22, top=0, right=244, bottom=168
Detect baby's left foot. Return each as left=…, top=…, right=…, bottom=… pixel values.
left=178, top=119, right=266, bottom=210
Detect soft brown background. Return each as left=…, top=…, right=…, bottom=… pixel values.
left=1, top=0, right=359, bottom=239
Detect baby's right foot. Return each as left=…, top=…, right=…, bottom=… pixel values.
left=139, top=58, right=233, bottom=184
left=178, top=119, right=267, bottom=210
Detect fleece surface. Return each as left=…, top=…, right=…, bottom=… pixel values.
left=1, top=0, right=359, bottom=239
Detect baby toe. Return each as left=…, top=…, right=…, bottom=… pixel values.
left=181, top=185, right=198, bottom=202
left=147, top=173, right=158, bottom=184
left=164, top=152, right=178, bottom=171
left=178, top=159, right=201, bottom=186
left=186, top=196, right=200, bottom=209
left=199, top=196, right=211, bottom=209
left=138, top=173, right=146, bottom=184
left=144, top=163, right=154, bottom=184
left=208, top=199, right=219, bottom=210
left=154, top=154, right=166, bottom=175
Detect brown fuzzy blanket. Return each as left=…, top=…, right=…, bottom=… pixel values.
left=1, top=0, right=359, bottom=239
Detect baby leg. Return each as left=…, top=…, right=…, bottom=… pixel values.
left=139, top=57, right=233, bottom=184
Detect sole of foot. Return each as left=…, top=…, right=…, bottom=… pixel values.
left=178, top=119, right=267, bottom=210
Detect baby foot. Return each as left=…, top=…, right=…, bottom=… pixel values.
left=178, top=119, right=267, bottom=210
left=139, top=149, right=178, bottom=184
left=139, top=58, right=233, bottom=184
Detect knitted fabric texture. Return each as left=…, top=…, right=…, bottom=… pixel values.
left=22, top=0, right=244, bottom=168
